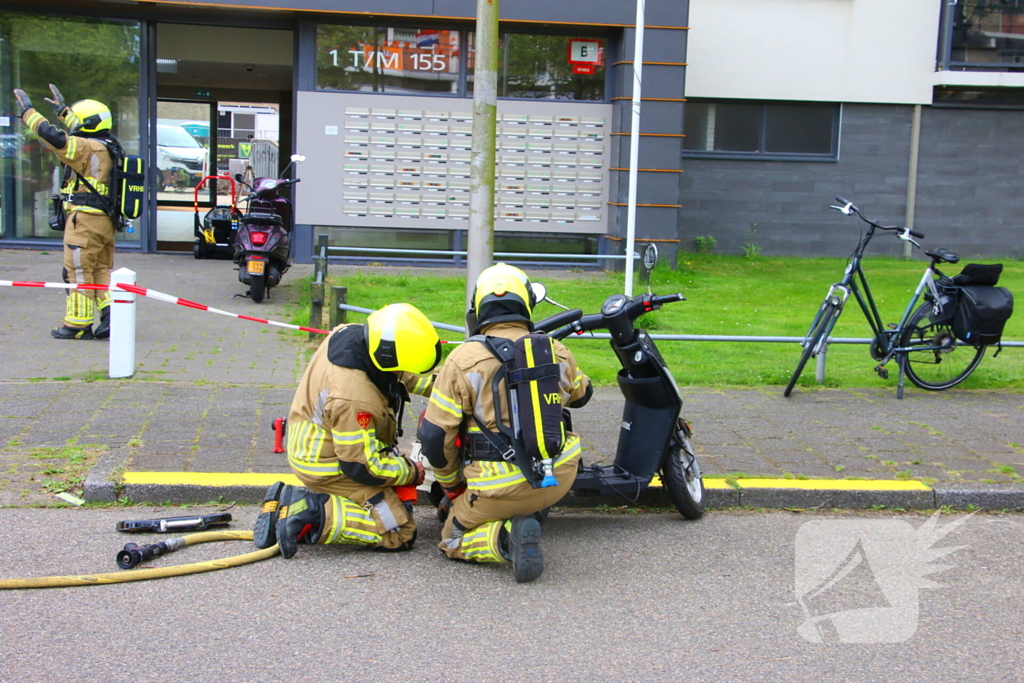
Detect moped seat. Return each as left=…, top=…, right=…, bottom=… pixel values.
left=925, top=248, right=959, bottom=264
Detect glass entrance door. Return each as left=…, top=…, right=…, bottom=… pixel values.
left=155, top=100, right=213, bottom=250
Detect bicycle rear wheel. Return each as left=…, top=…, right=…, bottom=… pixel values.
left=784, top=303, right=838, bottom=397
left=900, top=302, right=984, bottom=391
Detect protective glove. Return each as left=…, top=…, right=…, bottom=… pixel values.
left=12, top=89, right=32, bottom=116
left=44, top=84, right=69, bottom=121
left=435, top=483, right=466, bottom=524
left=403, top=458, right=425, bottom=487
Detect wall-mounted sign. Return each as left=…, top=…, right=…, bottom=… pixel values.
left=568, top=39, right=602, bottom=75
left=195, top=89, right=213, bottom=99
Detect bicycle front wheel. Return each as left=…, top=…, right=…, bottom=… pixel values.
left=784, top=303, right=838, bottom=397
left=900, top=302, right=985, bottom=391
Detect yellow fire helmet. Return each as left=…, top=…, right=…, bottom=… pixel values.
left=470, top=262, right=536, bottom=333
left=66, top=99, right=112, bottom=134
left=366, top=303, right=441, bottom=374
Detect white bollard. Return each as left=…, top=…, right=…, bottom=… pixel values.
left=108, top=267, right=137, bottom=379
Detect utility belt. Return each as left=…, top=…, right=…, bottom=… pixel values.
left=462, top=432, right=513, bottom=463
left=67, top=192, right=111, bottom=212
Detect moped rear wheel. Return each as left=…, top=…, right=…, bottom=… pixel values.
left=249, top=273, right=266, bottom=303
left=662, top=433, right=705, bottom=520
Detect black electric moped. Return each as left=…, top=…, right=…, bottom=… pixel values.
left=530, top=283, right=705, bottom=520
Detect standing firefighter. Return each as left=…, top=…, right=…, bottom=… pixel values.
left=254, top=303, right=441, bottom=558
left=418, top=264, right=593, bottom=583
left=12, top=86, right=120, bottom=339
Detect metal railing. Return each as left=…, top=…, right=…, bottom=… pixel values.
left=335, top=301, right=1021, bottom=384
left=325, top=246, right=636, bottom=261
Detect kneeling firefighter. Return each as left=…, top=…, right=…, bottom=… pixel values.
left=254, top=303, right=441, bottom=558
left=417, top=264, right=593, bottom=583
left=13, top=86, right=120, bottom=340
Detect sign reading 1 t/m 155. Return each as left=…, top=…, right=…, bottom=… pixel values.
left=328, top=48, right=454, bottom=72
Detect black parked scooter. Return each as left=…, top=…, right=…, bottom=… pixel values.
left=531, top=282, right=705, bottom=520
left=414, top=268, right=705, bottom=521
left=232, top=154, right=304, bottom=302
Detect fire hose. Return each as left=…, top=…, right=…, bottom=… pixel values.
left=0, top=530, right=277, bottom=590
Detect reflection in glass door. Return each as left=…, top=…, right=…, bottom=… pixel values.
left=156, top=100, right=213, bottom=250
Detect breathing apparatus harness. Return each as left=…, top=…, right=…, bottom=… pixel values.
left=463, top=333, right=565, bottom=489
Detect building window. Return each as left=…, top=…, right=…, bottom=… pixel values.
left=683, top=100, right=839, bottom=159
left=944, top=0, right=1024, bottom=71
left=316, top=25, right=462, bottom=95
left=468, top=32, right=608, bottom=101
left=0, top=13, right=141, bottom=243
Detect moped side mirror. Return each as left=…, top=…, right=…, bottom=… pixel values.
left=234, top=173, right=244, bottom=183
left=531, top=282, right=569, bottom=311
left=530, top=282, right=547, bottom=304
left=290, top=154, right=306, bottom=163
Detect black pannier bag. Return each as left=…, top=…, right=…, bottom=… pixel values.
left=952, top=263, right=1003, bottom=287
left=953, top=284, right=1013, bottom=350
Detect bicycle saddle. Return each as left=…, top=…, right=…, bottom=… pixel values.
left=925, top=248, right=960, bottom=264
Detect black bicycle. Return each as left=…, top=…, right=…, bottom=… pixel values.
left=784, top=196, right=985, bottom=399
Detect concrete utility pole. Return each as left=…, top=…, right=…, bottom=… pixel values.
left=466, top=0, right=499, bottom=317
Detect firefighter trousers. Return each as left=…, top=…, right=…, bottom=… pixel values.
left=438, top=452, right=579, bottom=563
left=62, top=211, right=115, bottom=328
left=294, top=471, right=416, bottom=550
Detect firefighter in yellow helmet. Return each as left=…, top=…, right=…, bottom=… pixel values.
left=12, top=86, right=120, bottom=339
left=417, top=264, right=593, bottom=582
left=253, top=303, right=442, bottom=558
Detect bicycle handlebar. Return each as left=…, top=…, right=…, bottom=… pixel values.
left=832, top=195, right=924, bottom=238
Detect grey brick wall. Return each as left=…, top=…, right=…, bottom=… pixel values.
left=678, top=104, right=914, bottom=259
left=915, top=107, right=1024, bottom=260
left=677, top=103, right=1024, bottom=260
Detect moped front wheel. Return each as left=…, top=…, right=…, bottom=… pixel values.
left=662, top=433, right=705, bottom=520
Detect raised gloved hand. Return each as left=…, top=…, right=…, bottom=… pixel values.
left=12, top=89, right=32, bottom=116
left=44, top=84, right=68, bottom=120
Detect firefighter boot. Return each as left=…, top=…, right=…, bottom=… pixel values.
left=94, top=308, right=111, bottom=340
left=276, top=488, right=330, bottom=559
left=51, top=325, right=94, bottom=340
left=501, top=515, right=544, bottom=583
left=253, top=481, right=291, bottom=549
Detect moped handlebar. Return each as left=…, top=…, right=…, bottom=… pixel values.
left=533, top=308, right=583, bottom=334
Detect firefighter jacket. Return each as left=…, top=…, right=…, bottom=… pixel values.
left=22, top=108, right=115, bottom=218
left=421, top=321, right=591, bottom=493
left=287, top=323, right=434, bottom=487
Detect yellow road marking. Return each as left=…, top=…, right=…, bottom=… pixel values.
left=122, top=473, right=929, bottom=492
left=734, top=479, right=931, bottom=491
left=649, top=476, right=730, bottom=489
left=123, top=472, right=303, bottom=487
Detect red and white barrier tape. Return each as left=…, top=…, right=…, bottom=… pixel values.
left=1, top=279, right=462, bottom=343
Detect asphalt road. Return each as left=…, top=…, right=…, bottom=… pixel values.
left=0, top=507, right=1021, bottom=683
